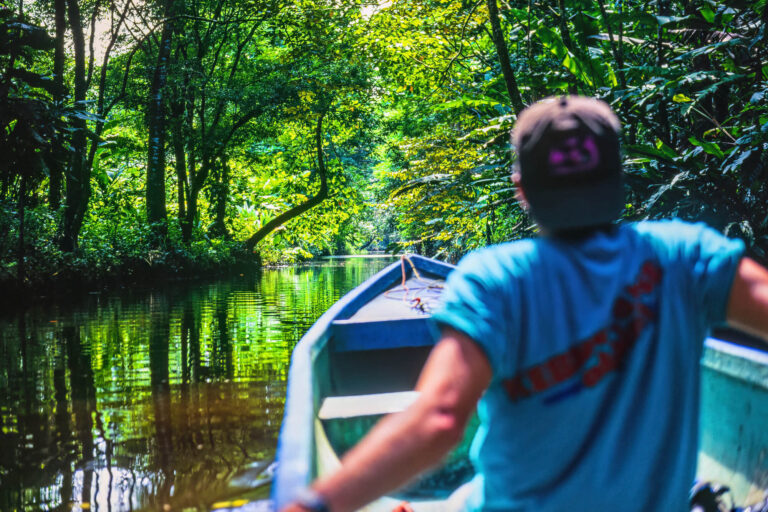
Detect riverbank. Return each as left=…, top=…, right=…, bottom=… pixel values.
left=0, top=244, right=262, bottom=312
left=0, top=245, right=397, bottom=312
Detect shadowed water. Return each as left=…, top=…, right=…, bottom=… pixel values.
left=0, top=257, right=394, bottom=512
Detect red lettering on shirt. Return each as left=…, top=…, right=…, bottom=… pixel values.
left=613, top=297, right=634, bottom=319
left=573, top=330, right=606, bottom=367
left=502, top=260, right=663, bottom=402
left=503, top=375, right=531, bottom=401
left=547, top=352, right=579, bottom=383
left=527, top=365, right=550, bottom=392
left=583, top=351, right=616, bottom=387
left=627, top=261, right=663, bottom=297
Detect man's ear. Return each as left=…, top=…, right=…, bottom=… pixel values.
left=512, top=172, right=529, bottom=211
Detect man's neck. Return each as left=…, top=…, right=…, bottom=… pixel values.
left=549, top=223, right=616, bottom=240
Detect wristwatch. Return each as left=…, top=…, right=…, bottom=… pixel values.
left=295, top=488, right=331, bottom=512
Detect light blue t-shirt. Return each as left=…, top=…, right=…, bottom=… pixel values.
left=432, top=220, right=745, bottom=512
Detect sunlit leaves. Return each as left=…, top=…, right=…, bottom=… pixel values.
left=4, top=0, right=768, bottom=274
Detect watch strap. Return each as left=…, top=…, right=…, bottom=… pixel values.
left=295, top=488, right=331, bottom=512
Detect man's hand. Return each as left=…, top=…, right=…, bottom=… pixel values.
left=280, top=506, right=312, bottom=512
left=280, top=499, right=414, bottom=512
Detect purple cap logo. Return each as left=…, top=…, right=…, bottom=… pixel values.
left=547, top=135, right=600, bottom=176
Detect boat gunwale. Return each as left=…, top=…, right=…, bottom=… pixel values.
left=272, top=255, right=455, bottom=509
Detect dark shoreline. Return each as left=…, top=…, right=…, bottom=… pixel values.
left=0, top=253, right=262, bottom=313
left=0, top=252, right=397, bottom=313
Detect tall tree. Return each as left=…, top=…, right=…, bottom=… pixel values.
left=0, top=11, right=69, bottom=278
left=55, top=0, right=130, bottom=250
left=49, top=0, right=66, bottom=209
left=60, top=0, right=88, bottom=251
left=168, top=0, right=285, bottom=242
left=486, top=0, right=525, bottom=113
left=146, top=0, right=176, bottom=235
left=245, top=113, right=328, bottom=251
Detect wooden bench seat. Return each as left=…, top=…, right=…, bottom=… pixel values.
left=318, top=391, right=420, bottom=420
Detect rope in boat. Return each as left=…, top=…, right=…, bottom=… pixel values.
left=383, top=255, right=444, bottom=314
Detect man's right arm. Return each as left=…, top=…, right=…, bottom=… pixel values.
left=726, top=257, right=768, bottom=342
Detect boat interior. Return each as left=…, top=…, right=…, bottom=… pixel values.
left=311, top=273, right=477, bottom=508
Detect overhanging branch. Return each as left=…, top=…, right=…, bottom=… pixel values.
left=245, top=113, right=328, bottom=252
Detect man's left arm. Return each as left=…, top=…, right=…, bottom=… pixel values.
left=726, top=257, right=768, bottom=342
left=281, top=327, right=492, bottom=512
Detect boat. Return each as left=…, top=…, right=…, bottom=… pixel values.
left=272, top=254, right=768, bottom=510
left=272, top=255, right=471, bottom=511
left=697, top=331, right=768, bottom=505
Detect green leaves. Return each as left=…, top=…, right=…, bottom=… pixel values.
left=700, top=5, right=716, bottom=24
left=688, top=137, right=725, bottom=159
left=534, top=25, right=595, bottom=87
left=2, top=21, right=55, bottom=51
left=626, top=144, right=678, bottom=163
left=437, top=96, right=504, bottom=111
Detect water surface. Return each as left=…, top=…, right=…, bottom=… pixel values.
left=0, top=257, right=394, bottom=511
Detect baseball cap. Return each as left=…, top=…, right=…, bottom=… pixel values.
left=512, top=96, right=624, bottom=231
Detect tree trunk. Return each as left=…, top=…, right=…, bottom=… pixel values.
left=61, top=0, right=89, bottom=252
left=171, top=43, right=188, bottom=237
left=245, top=114, right=328, bottom=252
left=181, top=68, right=196, bottom=243
left=181, top=192, right=195, bottom=242
left=146, top=0, right=175, bottom=233
left=17, top=175, right=25, bottom=283
left=209, top=157, right=229, bottom=238
left=758, top=1, right=768, bottom=85
left=182, top=155, right=211, bottom=242
left=182, top=159, right=206, bottom=244
left=595, top=0, right=625, bottom=90
left=557, top=0, right=573, bottom=52
left=486, top=0, right=525, bottom=114
left=171, top=105, right=187, bottom=232
left=181, top=156, right=200, bottom=244
left=49, top=0, right=66, bottom=210
left=86, top=0, right=130, bottom=176
left=656, top=0, right=671, bottom=148
left=596, top=0, right=633, bottom=143
left=557, top=0, right=579, bottom=94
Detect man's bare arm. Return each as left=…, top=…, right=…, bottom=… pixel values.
left=281, top=327, right=492, bottom=512
left=726, top=257, right=768, bottom=341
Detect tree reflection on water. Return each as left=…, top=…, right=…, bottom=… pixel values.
left=0, top=258, right=393, bottom=511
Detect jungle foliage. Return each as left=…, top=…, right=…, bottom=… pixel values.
left=1, top=0, right=767, bottom=291
left=370, top=0, right=768, bottom=261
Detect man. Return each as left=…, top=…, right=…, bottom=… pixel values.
left=282, top=96, right=768, bottom=512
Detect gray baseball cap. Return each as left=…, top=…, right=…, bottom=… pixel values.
left=512, top=96, right=624, bottom=231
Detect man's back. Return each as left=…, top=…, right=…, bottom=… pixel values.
left=433, top=220, right=745, bottom=511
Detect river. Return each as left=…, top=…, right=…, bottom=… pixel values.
left=0, top=257, right=396, bottom=512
